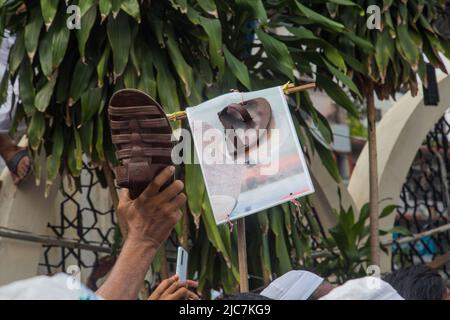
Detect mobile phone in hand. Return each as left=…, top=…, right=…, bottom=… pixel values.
left=176, top=246, right=188, bottom=282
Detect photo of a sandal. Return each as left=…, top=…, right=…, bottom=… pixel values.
left=218, top=98, right=272, bottom=154
left=108, top=89, right=174, bottom=199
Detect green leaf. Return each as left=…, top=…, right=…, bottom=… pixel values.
left=95, top=113, right=105, bottom=161
left=380, top=204, right=398, bottom=219
left=329, top=0, right=357, bottom=6
left=40, top=0, right=58, bottom=29
left=9, top=30, right=25, bottom=75
left=123, top=63, right=138, bottom=88
left=317, top=73, right=358, bottom=117
left=166, top=30, right=194, bottom=96
left=107, top=13, right=131, bottom=78
left=121, top=0, right=141, bottom=23
left=51, top=14, right=70, bottom=70
left=324, top=46, right=347, bottom=73
left=74, top=127, right=83, bottom=171
left=396, top=24, right=420, bottom=70
left=77, top=5, right=97, bottom=62
left=135, top=42, right=156, bottom=97
left=69, top=60, right=94, bottom=106
left=81, top=87, right=103, bottom=124
left=79, top=0, right=96, bottom=16
left=312, top=133, right=341, bottom=182
left=99, top=0, right=112, bottom=21
left=46, top=125, right=63, bottom=182
left=202, top=200, right=237, bottom=278
left=322, top=58, right=361, bottom=98
left=38, top=28, right=53, bottom=77
left=295, top=1, right=345, bottom=32
left=343, top=32, right=375, bottom=53
left=28, top=111, right=45, bottom=150
left=235, top=0, right=267, bottom=23
left=24, top=5, right=43, bottom=61
left=97, top=46, right=111, bottom=87
left=80, top=120, right=94, bottom=157
left=153, top=48, right=180, bottom=113
left=256, top=29, right=294, bottom=80
left=198, top=16, right=224, bottom=76
left=223, top=46, right=251, bottom=90
left=35, top=73, right=57, bottom=112
left=111, top=0, right=122, bottom=15
left=196, top=0, right=217, bottom=16
left=185, top=164, right=205, bottom=217
left=375, top=29, right=394, bottom=83
left=269, top=207, right=292, bottom=275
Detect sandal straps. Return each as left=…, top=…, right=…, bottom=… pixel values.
left=219, top=103, right=253, bottom=123
left=110, top=118, right=168, bottom=129
left=108, top=105, right=161, bottom=116
left=112, top=133, right=173, bottom=144
left=116, top=147, right=172, bottom=160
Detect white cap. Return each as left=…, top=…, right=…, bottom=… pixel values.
left=0, top=273, right=100, bottom=300
left=320, top=277, right=404, bottom=300
left=261, top=270, right=324, bottom=300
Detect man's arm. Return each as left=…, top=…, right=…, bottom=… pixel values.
left=95, top=239, right=157, bottom=299
left=96, top=166, right=186, bottom=300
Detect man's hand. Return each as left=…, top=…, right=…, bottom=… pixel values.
left=96, top=166, right=187, bottom=300
left=117, top=166, right=186, bottom=247
left=149, top=275, right=199, bottom=300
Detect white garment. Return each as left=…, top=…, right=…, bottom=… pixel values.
left=0, top=33, right=23, bottom=134
left=320, top=277, right=404, bottom=300
left=0, top=273, right=100, bottom=300
left=260, top=270, right=324, bottom=300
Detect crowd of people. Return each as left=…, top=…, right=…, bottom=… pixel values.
left=0, top=166, right=448, bottom=300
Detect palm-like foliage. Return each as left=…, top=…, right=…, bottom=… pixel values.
left=301, top=0, right=450, bottom=265
left=1, top=0, right=448, bottom=293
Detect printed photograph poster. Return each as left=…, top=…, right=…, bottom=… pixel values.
left=186, top=86, right=315, bottom=225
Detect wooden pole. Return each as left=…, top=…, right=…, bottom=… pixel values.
left=366, top=83, right=380, bottom=266
left=283, top=82, right=316, bottom=94
left=237, top=218, right=249, bottom=292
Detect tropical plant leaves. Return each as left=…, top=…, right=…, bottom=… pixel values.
left=295, top=1, right=345, bottom=32
left=223, top=46, right=251, bottom=90
left=24, top=5, right=43, bottom=61
left=40, top=0, right=58, bottom=29
left=35, top=73, right=57, bottom=112
left=77, top=4, right=97, bottom=62
left=107, top=12, right=131, bottom=79
left=256, top=29, right=294, bottom=80
left=28, top=111, right=45, bottom=151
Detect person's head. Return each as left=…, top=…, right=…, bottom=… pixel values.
left=308, top=280, right=335, bottom=300
left=383, top=265, right=448, bottom=300
left=260, top=270, right=334, bottom=300
left=218, top=292, right=272, bottom=300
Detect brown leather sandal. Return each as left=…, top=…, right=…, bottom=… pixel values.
left=218, top=98, right=272, bottom=153
left=108, top=89, right=174, bottom=199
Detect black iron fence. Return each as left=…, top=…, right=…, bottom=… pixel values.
left=393, top=115, right=450, bottom=276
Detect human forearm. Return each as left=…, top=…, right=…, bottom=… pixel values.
left=96, top=239, right=159, bottom=300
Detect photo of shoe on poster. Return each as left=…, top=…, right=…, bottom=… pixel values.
left=186, top=86, right=315, bottom=225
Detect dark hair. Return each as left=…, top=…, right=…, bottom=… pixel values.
left=383, top=265, right=446, bottom=300
left=217, top=292, right=273, bottom=300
